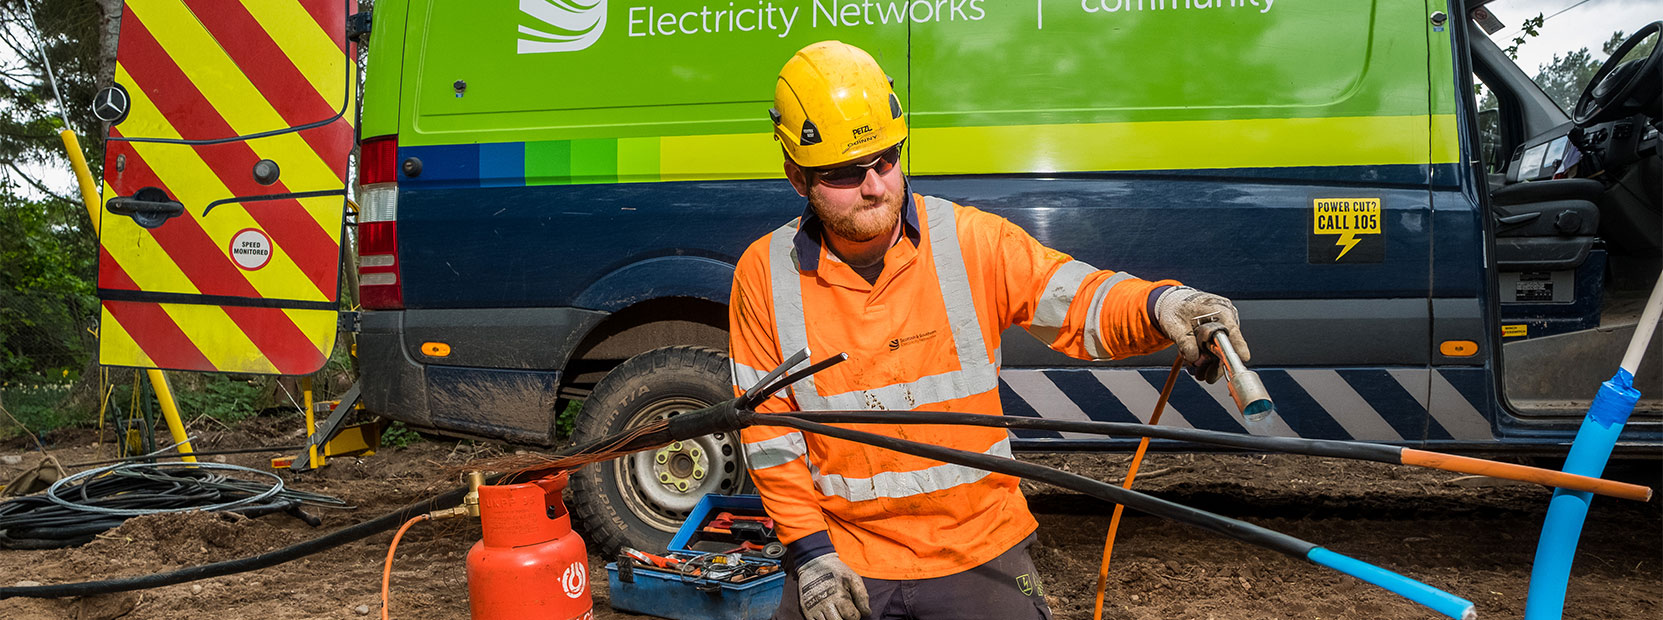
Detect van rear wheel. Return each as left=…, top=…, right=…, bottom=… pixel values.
left=567, top=345, right=751, bottom=556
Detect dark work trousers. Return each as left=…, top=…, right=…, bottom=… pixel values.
left=771, top=534, right=1052, bottom=620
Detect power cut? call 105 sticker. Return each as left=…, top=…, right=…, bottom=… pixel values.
left=1309, top=198, right=1383, bottom=263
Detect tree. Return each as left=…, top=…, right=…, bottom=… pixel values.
left=0, top=0, right=119, bottom=382
left=0, top=184, right=96, bottom=381
left=1503, top=13, right=1545, bottom=60
left=1534, top=46, right=1602, bottom=113
left=1530, top=31, right=1657, bottom=114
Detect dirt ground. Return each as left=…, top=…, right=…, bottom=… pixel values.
left=1, top=418, right=1659, bottom=620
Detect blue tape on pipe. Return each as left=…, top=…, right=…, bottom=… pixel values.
left=1588, top=369, right=1640, bottom=427
left=1307, top=547, right=1476, bottom=620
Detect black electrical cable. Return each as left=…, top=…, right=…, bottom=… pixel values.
left=0, top=484, right=473, bottom=599
left=737, top=348, right=810, bottom=409
left=0, top=466, right=342, bottom=550
left=747, top=412, right=1318, bottom=559
left=65, top=445, right=307, bottom=468
left=0, top=389, right=1471, bottom=599
left=0, top=402, right=750, bottom=600
left=786, top=410, right=1405, bottom=464
left=743, top=353, right=849, bottom=409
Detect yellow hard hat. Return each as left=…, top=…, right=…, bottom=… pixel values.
left=771, top=41, right=906, bottom=168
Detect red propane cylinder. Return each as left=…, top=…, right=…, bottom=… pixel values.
left=467, top=471, right=592, bottom=620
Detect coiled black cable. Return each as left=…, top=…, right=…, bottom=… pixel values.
left=0, top=403, right=746, bottom=600
left=0, top=465, right=343, bottom=550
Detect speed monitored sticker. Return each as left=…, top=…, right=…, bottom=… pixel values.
left=1309, top=198, right=1383, bottom=263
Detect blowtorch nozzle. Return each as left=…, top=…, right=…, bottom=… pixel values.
left=1199, top=322, right=1277, bottom=423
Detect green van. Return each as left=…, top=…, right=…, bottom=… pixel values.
left=345, top=0, right=1662, bottom=553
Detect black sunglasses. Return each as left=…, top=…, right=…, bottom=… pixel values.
left=812, top=142, right=903, bottom=188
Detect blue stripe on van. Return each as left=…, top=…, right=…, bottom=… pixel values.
left=1145, top=369, right=1248, bottom=434
left=1001, top=379, right=1064, bottom=440
left=1342, top=369, right=1433, bottom=441
left=400, top=144, right=480, bottom=189
left=1047, top=370, right=1141, bottom=423
left=1257, top=371, right=1354, bottom=440
left=1440, top=368, right=1494, bottom=417
left=479, top=142, right=525, bottom=188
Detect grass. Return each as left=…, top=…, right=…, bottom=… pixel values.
left=0, top=382, right=76, bottom=443
left=1, top=373, right=274, bottom=444
left=556, top=399, right=583, bottom=439
left=172, top=376, right=264, bottom=425
left=380, top=420, right=423, bottom=448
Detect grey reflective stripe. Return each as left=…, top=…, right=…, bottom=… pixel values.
left=810, top=437, right=1013, bottom=502
left=766, top=197, right=998, bottom=410
left=767, top=218, right=819, bottom=401
left=745, top=431, right=808, bottom=470
left=1024, top=260, right=1099, bottom=346
left=1032, top=261, right=1095, bottom=330
left=1081, top=271, right=1135, bottom=359
left=731, top=360, right=768, bottom=393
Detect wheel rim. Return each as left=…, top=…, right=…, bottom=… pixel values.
left=613, top=396, right=748, bottom=534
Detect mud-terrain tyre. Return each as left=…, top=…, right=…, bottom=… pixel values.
left=568, top=345, right=751, bottom=556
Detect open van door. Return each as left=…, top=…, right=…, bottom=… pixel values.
left=95, top=0, right=357, bottom=375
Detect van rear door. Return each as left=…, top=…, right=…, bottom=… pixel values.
left=96, top=0, right=357, bottom=375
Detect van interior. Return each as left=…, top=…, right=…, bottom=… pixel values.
left=1465, top=2, right=1662, bottom=420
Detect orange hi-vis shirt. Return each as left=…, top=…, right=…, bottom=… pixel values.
left=730, top=194, right=1177, bottom=580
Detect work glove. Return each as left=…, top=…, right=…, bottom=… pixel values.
left=797, top=553, right=870, bottom=620
left=1153, top=286, right=1251, bottom=383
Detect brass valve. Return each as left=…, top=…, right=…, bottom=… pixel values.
left=427, top=471, right=485, bottom=521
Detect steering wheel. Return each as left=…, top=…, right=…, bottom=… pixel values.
left=1573, top=21, right=1663, bottom=126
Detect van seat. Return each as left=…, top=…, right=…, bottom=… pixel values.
left=1491, top=178, right=1604, bottom=206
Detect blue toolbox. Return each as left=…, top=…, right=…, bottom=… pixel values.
left=606, top=494, right=787, bottom=620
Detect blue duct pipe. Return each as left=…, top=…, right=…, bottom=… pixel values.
left=1522, top=370, right=1641, bottom=620
left=1307, top=547, right=1476, bottom=619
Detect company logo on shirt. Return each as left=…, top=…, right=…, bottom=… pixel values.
left=888, top=330, right=938, bottom=352
left=518, top=0, right=608, bottom=54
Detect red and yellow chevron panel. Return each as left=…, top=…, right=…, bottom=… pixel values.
left=97, top=0, right=357, bottom=375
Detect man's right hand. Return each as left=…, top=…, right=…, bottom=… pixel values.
left=1153, top=286, right=1250, bottom=383
left=797, top=553, right=870, bottom=620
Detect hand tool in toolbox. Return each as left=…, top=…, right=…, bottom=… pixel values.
left=701, top=512, right=777, bottom=543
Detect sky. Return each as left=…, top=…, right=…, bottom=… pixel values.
left=4, top=0, right=1662, bottom=199
left=1486, top=0, right=1663, bottom=74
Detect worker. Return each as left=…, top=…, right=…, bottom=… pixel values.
left=728, top=41, right=1252, bottom=620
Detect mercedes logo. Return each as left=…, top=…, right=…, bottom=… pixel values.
left=91, top=84, right=130, bottom=124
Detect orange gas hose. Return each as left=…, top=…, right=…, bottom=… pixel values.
left=1092, top=357, right=1185, bottom=620
left=382, top=515, right=428, bottom=620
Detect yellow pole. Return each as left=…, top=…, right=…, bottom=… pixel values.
left=60, top=130, right=101, bottom=235
left=302, top=376, right=321, bottom=469
left=146, top=369, right=196, bottom=463
left=58, top=129, right=196, bottom=461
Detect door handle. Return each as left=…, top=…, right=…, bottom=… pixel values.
left=107, top=187, right=185, bottom=228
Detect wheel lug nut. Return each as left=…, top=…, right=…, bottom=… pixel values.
left=676, top=481, right=689, bottom=492
left=656, top=453, right=668, bottom=464
left=693, top=468, right=705, bottom=480
left=690, top=447, right=701, bottom=457
left=659, top=473, right=672, bottom=483
left=669, top=441, right=683, bottom=451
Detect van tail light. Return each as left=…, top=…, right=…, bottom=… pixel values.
left=357, top=135, right=402, bottom=309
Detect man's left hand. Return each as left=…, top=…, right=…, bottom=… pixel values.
left=1153, top=286, right=1250, bottom=383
